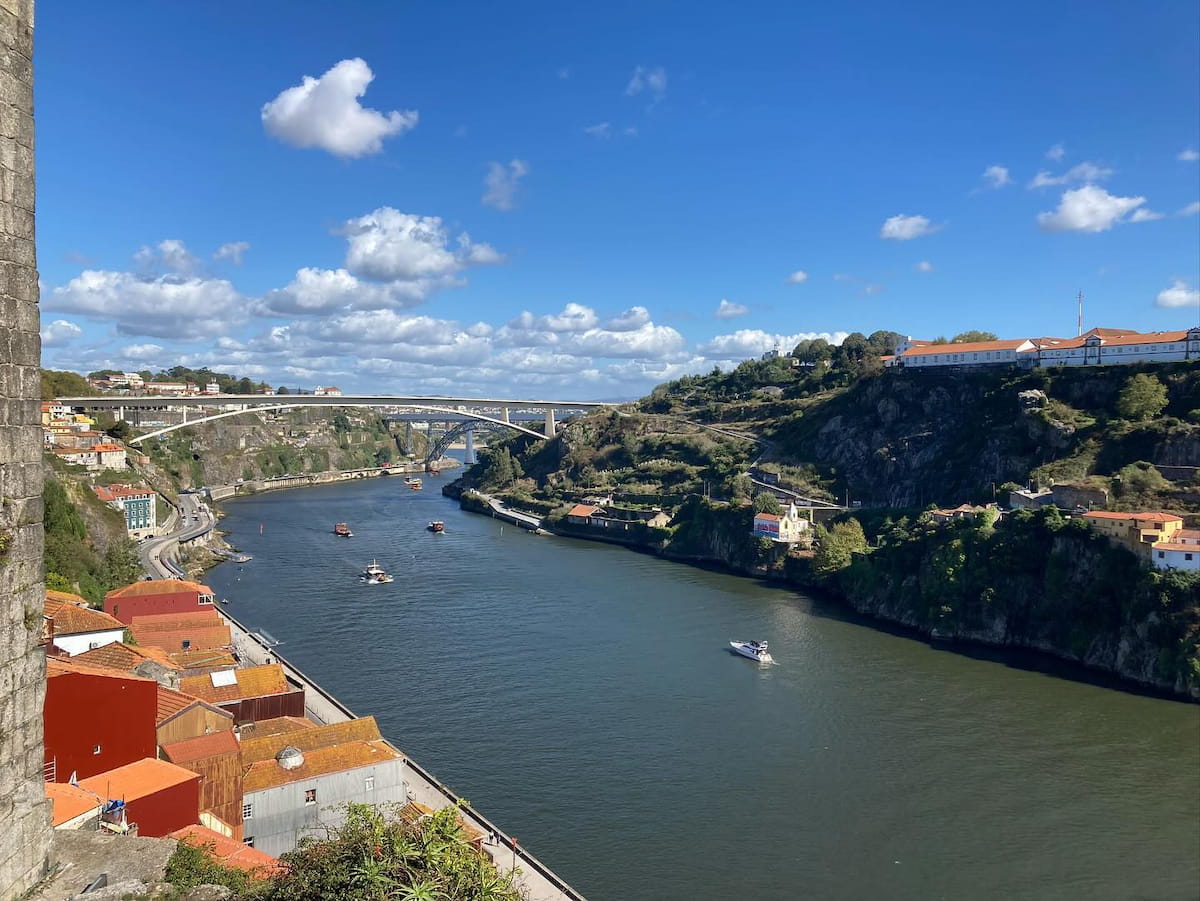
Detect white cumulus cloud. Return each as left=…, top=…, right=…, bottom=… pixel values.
left=340, top=208, right=501, bottom=281
left=261, top=58, right=417, bottom=158
left=915, top=260, right=934, bottom=273
left=785, top=270, right=808, bottom=285
left=134, top=239, right=199, bottom=276
left=1129, top=208, right=1164, bottom=222
left=1027, top=161, right=1113, bottom=189
left=625, top=65, right=667, bottom=99
left=1178, top=148, right=1200, bottom=162
left=1036, top=185, right=1149, bottom=233
left=981, top=165, right=1011, bottom=189
left=603, top=306, right=651, bottom=331
left=1045, top=143, right=1066, bottom=161
left=880, top=214, right=941, bottom=241
left=214, top=241, right=250, bottom=264
left=48, top=269, right=247, bottom=339
left=121, top=343, right=165, bottom=360
left=583, top=122, right=611, bottom=138
left=699, top=330, right=848, bottom=359
left=40, top=319, right=82, bottom=347
left=482, top=159, right=529, bottom=211
left=715, top=298, right=749, bottom=319
left=1178, top=201, right=1200, bottom=217
left=1155, top=280, right=1200, bottom=308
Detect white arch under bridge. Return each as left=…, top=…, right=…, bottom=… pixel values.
left=127, top=402, right=551, bottom=445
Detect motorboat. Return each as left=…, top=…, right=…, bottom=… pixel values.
left=427, top=521, right=445, bottom=533
left=404, top=476, right=423, bottom=490
left=730, top=640, right=773, bottom=663
left=428, top=467, right=441, bottom=476
left=359, top=560, right=394, bottom=584
left=333, top=522, right=353, bottom=538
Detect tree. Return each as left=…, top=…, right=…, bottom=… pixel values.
left=332, top=413, right=352, bottom=433
left=237, top=376, right=255, bottom=394
left=812, top=518, right=868, bottom=580
left=951, top=330, right=998, bottom=344
left=753, top=491, right=782, bottom=514
left=1116, top=373, right=1168, bottom=421
left=276, top=386, right=291, bottom=395
left=105, top=419, right=133, bottom=441
left=41, top=369, right=94, bottom=400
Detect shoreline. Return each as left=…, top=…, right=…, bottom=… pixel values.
left=445, top=482, right=1197, bottom=704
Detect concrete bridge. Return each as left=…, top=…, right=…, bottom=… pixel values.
left=58, top=393, right=614, bottom=442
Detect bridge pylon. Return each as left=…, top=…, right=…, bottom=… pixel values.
left=544, top=408, right=556, bottom=438
left=464, top=425, right=476, bottom=465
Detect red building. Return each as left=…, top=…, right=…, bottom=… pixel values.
left=127, top=609, right=231, bottom=654
left=78, top=758, right=200, bottom=837
left=44, top=658, right=158, bottom=783
left=104, top=579, right=217, bottom=625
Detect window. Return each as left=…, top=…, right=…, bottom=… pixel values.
left=1187, top=554, right=1194, bottom=562
left=244, top=837, right=255, bottom=847
left=304, top=789, right=317, bottom=805
left=93, top=744, right=102, bottom=755
left=113, top=605, right=119, bottom=618
left=243, top=802, right=253, bottom=819
left=182, top=639, right=191, bottom=650
left=88, top=641, right=100, bottom=650
left=364, top=776, right=375, bottom=791
left=1158, top=551, right=1165, bottom=559
left=199, top=594, right=214, bottom=605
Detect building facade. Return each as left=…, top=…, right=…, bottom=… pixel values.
left=77, top=758, right=200, bottom=838
left=93, top=485, right=157, bottom=538
left=752, top=504, right=811, bottom=542
left=104, top=579, right=216, bottom=625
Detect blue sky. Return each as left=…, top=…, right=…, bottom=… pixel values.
left=36, top=1, right=1200, bottom=398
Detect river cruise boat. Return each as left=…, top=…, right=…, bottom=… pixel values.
left=404, top=476, right=423, bottom=490
left=359, top=560, right=394, bottom=584
left=730, top=640, right=773, bottom=663
left=428, top=467, right=441, bottom=475
left=427, top=521, right=445, bottom=533
left=333, top=522, right=353, bottom=538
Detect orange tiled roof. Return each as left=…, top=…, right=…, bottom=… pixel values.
left=239, top=716, right=383, bottom=764
left=1082, top=511, right=1129, bottom=520
left=169, top=648, right=238, bottom=670
left=74, top=642, right=178, bottom=673
left=107, top=579, right=214, bottom=599
left=161, top=730, right=240, bottom=765
left=242, top=716, right=317, bottom=739
left=900, top=339, right=1030, bottom=357
left=1087, top=329, right=1192, bottom=347
left=91, top=443, right=124, bottom=452
left=46, top=588, right=89, bottom=606
left=1176, top=529, right=1200, bottom=541
left=47, top=656, right=155, bottom=683
left=45, top=782, right=102, bottom=827
left=567, top=504, right=599, bottom=517
left=169, top=824, right=282, bottom=875
left=754, top=513, right=781, bottom=521
left=78, top=757, right=200, bottom=801
left=44, top=596, right=124, bottom=636
left=1129, top=512, right=1184, bottom=523
left=180, top=664, right=289, bottom=704
left=133, top=626, right=232, bottom=654
left=243, top=739, right=401, bottom=793
left=1150, top=542, right=1198, bottom=553
left=94, top=485, right=153, bottom=502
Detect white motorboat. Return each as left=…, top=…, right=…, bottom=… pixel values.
left=359, top=560, right=394, bottom=584
left=730, top=639, right=773, bottom=663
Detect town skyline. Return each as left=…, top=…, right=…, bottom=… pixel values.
left=36, top=2, right=1200, bottom=398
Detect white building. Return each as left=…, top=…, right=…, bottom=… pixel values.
left=44, top=592, right=126, bottom=656
left=1150, top=543, right=1200, bottom=572
left=893, top=337, right=1035, bottom=368
left=893, top=327, right=1200, bottom=370
left=752, top=503, right=811, bottom=542
left=313, top=386, right=343, bottom=397
left=204, top=381, right=220, bottom=395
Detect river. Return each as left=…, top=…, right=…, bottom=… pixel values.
left=205, top=475, right=1200, bottom=901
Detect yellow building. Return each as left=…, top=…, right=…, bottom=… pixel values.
left=1081, top=511, right=1185, bottom=557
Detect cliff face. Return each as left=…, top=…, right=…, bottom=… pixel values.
left=771, top=366, right=1200, bottom=507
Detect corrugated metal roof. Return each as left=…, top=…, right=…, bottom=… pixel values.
left=156, top=685, right=232, bottom=726
left=567, top=504, right=599, bottom=517
left=169, top=648, right=238, bottom=669
left=47, top=657, right=154, bottom=683
left=161, top=729, right=240, bottom=764
left=241, top=716, right=317, bottom=739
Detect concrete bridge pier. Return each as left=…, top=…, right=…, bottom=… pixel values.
left=464, top=425, right=477, bottom=465
left=501, top=405, right=510, bottom=423
left=544, top=408, right=556, bottom=438
left=404, top=422, right=413, bottom=455
left=117, top=405, right=124, bottom=422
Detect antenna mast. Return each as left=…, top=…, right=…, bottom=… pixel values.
left=1077, top=291, right=1083, bottom=337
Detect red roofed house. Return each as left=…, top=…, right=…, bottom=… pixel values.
left=752, top=503, right=810, bottom=542
left=1081, top=511, right=1184, bottom=555
left=128, top=609, right=231, bottom=655
left=104, top=579, right=217, bottom=625
left=44, top=658, right=158, bottom=783
left=43, top=591, right=126, bottom=657
left=161, top=730, right=245, bottom=840
left=92, top=443, right=127, bottom=469
left=93, top=484, right=157, bottom=538
left=893, top=337, right=1037, bottom=369
left=78, top=758, right=200, bottom=837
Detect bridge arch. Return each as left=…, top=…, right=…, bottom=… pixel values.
left=128, top=402, right=548, bottom=445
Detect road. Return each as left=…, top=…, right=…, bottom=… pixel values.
left=139, top=491, right=217, bottom=578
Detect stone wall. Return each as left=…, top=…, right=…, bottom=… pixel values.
left=0, top=0, right=53, bottom=898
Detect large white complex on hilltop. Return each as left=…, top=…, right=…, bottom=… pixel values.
left=890, top=327, right=1200, bottom=369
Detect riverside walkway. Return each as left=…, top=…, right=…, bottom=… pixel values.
left=469, top=489, right=545, bottom=531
